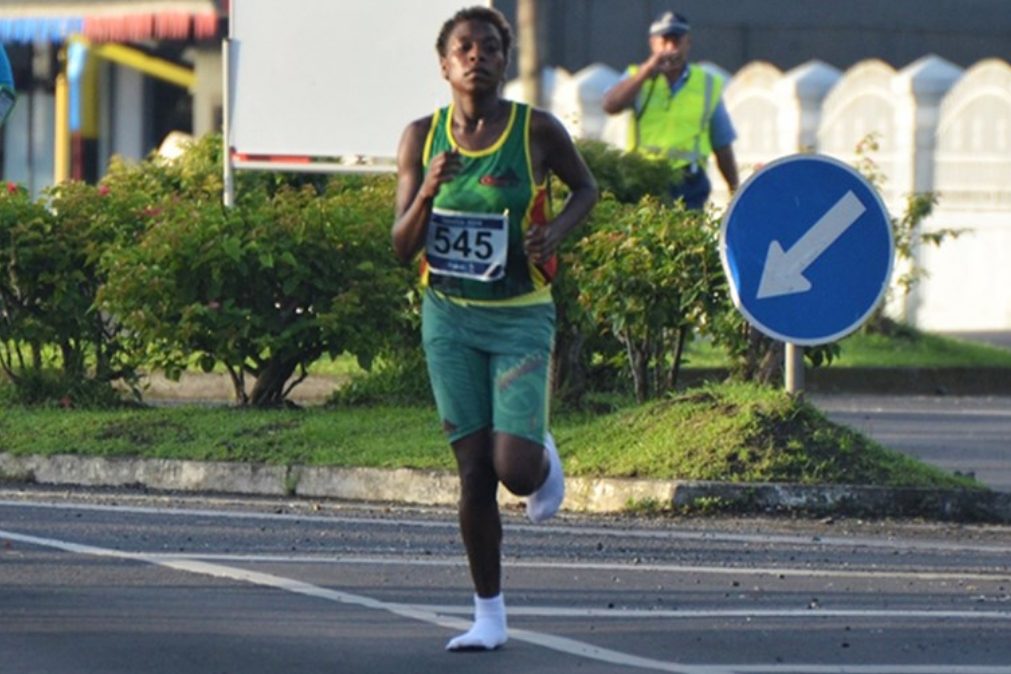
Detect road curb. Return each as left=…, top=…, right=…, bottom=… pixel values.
left=3, top=452, right=1010, bottom=523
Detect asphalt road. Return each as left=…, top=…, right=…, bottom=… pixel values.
left=810, top=394, right=1011, bottom=492
left=809, top=331, right=1011, bottom=491
left=3, top=488, right=1011, bottom=674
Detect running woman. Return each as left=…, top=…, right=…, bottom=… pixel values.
left=392, top=5, right=598, bottom=652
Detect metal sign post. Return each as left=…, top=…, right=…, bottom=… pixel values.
left=785, top=343, right=804, bottom=394
left=720, top=154, right=894, bottom=394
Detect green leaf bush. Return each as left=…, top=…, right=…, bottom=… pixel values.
left=98, top=138, right=410, bottom=407
left=0, top=180, right=143, bottom=405
left=2, top=132, right=958, bottom=410
left=567, top=196, right=727, bottom=402
left=1, top=135, right=413, bottom=407
left=572, top=139, right=676, bottom=204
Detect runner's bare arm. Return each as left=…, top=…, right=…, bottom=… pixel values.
left=524, top=110, right=598, bottom=264
left=391, top=117, right=461, bottom=263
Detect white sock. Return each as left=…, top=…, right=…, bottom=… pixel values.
left=446, top=593, right=508, bottom=651
left=526, top=432, right=565, bottom=523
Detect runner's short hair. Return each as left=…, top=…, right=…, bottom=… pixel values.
left=435, top=6, right=513, bottom=58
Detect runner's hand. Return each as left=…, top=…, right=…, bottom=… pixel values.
left=419, top=149, right=461, bottom=201
left=524, top=221, right=560, bottom=264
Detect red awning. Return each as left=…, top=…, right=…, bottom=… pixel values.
left=0, top=1, right=221, bottom=43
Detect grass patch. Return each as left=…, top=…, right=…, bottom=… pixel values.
left=0, top=381, right=980, bottom=490
left=0, top=406, right=451, bottom=469
left=830, top=330, right=1011, bottom=368
left=307, top=353, right=371, bottom=379
left=556, top=381, right=976, bottom=489
left=682, top=329, right=1011, bottom=369
left=299, top=331, right=1011, bottom=376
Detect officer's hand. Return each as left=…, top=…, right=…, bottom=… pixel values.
left=643, top=48, right=679, bottom=77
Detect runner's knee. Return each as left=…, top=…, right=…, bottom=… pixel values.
left=493, top=434, right=546, bottom=496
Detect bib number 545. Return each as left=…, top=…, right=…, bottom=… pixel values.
left=431, top=225, right=495, bottom=261
left=425, top=208, right=509, bottom=282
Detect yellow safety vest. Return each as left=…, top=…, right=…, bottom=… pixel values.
left=626, top=63, right=723, bottom=172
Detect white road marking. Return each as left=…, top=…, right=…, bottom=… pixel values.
left=134, top=552, right=1011, bottom=583
left=3, top=528, right=1011, bottom=674
left=4, top=497, right=1011, bottom=556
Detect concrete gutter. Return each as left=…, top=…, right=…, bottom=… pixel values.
left=4, top=452, right=1010, bottom=523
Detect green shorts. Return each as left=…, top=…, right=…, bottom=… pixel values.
left=421, top=289, right=555, bottom=444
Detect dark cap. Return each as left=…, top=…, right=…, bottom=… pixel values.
left=649, top=11, right=690, bottom=37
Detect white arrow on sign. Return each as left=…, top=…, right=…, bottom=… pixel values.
left=756, top=190, right=867, bottom=300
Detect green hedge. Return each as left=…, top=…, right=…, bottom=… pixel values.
left=3, top=135, right=930, bottom=408
left=1, top=136, right=414, bottom=407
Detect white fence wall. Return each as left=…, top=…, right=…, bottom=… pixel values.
left=709, top=61, right=785, bottom=209
left=508, top=54, right=1011, bottom=332
left=818, top=59, right=904, bottom=207
left=915, top=59, right=1011, bottom=331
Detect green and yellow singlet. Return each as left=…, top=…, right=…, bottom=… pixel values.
left=420, top=101, right=554, bottom=304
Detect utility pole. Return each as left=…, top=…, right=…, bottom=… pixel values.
left=517, top=0, right=542, bottom=107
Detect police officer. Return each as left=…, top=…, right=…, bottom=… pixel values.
left=602, top=10, right=738, bottom=209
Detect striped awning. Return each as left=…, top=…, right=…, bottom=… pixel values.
left=0, top=1, right=221, bottom=43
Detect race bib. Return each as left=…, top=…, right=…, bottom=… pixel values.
left=425, top=208, right=509, bottom=282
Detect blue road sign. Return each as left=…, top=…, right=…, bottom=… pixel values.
left=720, top=154, right=894, bottom=345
